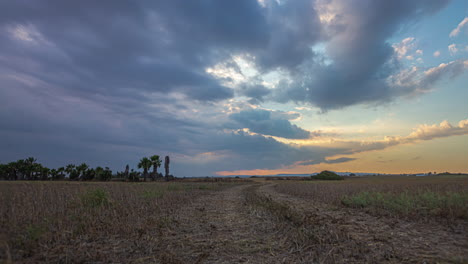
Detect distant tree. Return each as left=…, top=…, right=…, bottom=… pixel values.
left=0, top=164, right=8, bottom=180
left=124, top=165, right=129, bottom=180
left=129, top=169, right=139, bottom=182
left=7, top=162, right=19, bottom=180
left=25, top=157, right=37, bottom=180
left=164, top=156, right=170, bottom=181
left=150, top=155, right=162, bottom=181
left=66, top=164, right=79, bottom=180
left=312, top=170, right=344, bottom=180
left=40, top=166, right=49, bottom=181
left=77, top=163, right=89, bottom=180
left=14, top=160, right=26, bottom=180
left=82, top=167, right=95, bottom=181
left=95, top=166, right=104, bottom=181
left=57, top=167, right=65, bottom=180
left=50, top=169, right=58, bottom=180
left=138, top=157, right=152, bottom=182
left=102, top=167, right=112, bottom=181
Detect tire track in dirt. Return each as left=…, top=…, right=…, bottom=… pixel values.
left=156, top=183, right=290, bottom=264
left=258, top=182, right=468, bottom=263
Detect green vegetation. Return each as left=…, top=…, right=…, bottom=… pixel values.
left=137, top=157, right=152, bottom=182
left=0, top=154, right=171, bottom=182
left=342, top=190, right=468, bottom=219
left=80, top=189, right=111, bottom=208
left=312, top=170, right=344, bottom=180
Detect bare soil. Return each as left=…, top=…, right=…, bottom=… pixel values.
left=152, top=182, right=467, bottom=263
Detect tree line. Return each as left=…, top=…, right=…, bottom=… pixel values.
left=0, top=155, right=172, bottom=181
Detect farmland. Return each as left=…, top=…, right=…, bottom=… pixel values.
left=1, top=176, right=467, bottom=263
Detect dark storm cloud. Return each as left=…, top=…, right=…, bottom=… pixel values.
left=228, top=109, right=311, bottom=139
left=239, top=84, right=272, bottom=103
left=0, top=0, right=459, bottom=176
left=255, top=0, right=322, bottom=71
left=272, top=0, right=452, bottom=110
left=0, top=0, right=271, bottom=102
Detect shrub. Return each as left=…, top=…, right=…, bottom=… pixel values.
left=312, top=170, right=344, bottom=180
left=80, top=188, right=111, bottom=208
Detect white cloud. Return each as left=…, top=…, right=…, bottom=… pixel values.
left=415, top=49, right=423, bottom=55
left=448, top=44, right=458, bottom=55
left=6, top=24, right=45, bottom=44
left=407, top=120, right=468, bottom=141
left=388, top=59, right=467, bottom=97
left=449, top=17, right=468, bottom=37
left=393, top=37, right=416, bottom=59
left=433, top=50, right=441, bottom=57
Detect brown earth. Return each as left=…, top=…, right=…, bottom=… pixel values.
left=9, top=181, right=467, bottom=263
left=151, top=182, right=467, bottom=263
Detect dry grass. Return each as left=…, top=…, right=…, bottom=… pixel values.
left=244, top=185, right=376, bottom=263
left=273, top=175, right=468, bottom=220
left=1, top=177, right=467, bottom=263
left=0, top=181, right=229, bottom=263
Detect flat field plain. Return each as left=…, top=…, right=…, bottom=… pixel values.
left=1, top=176, right=467, bottom=263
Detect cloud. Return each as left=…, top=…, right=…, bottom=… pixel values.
left=0, top=0, right=280, bottom=103
left=433, top=50, right=441, bottom=57
left=388, top=59, right=467, bottom=97
left=393, top=37, right=416, bottom=59
left=449, top=17, right=468, bottom=37
left=448, top=44, right=458, bottom=55
left=341, top=119, right=468, bottom=154
left=268, top=0, right=451, bottom=110
left=0, top=0, right=464, bottom=176
left=254, top=0, right=323, bottom=71
left=324, top=157, right=357, bottom=164
left=296, top=157, right=357, bottom=166
left=227, top=108, right=311, bottom=139
left=406, top=120, right=468, bottom=141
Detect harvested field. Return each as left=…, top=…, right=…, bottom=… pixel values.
left=1, top=176, right=467, bottom=263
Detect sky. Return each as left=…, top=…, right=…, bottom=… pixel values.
left=0, top=0, right=467, bottom=176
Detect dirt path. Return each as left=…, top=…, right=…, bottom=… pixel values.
left=156, top=183, right=287, bottom=263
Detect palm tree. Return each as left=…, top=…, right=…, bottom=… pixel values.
left=150, top=155, right=162, bottom=180
left=41, top=166, right=50, bottom=181
left=50, top=169, right=58, bottom=180
left=65, top=164, right=76, bottom=180
left=57, top=167, right=65, bottom=180
left=138, top=157, right=152, bottom=182
left=77, top=163, right=89, bottom=180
